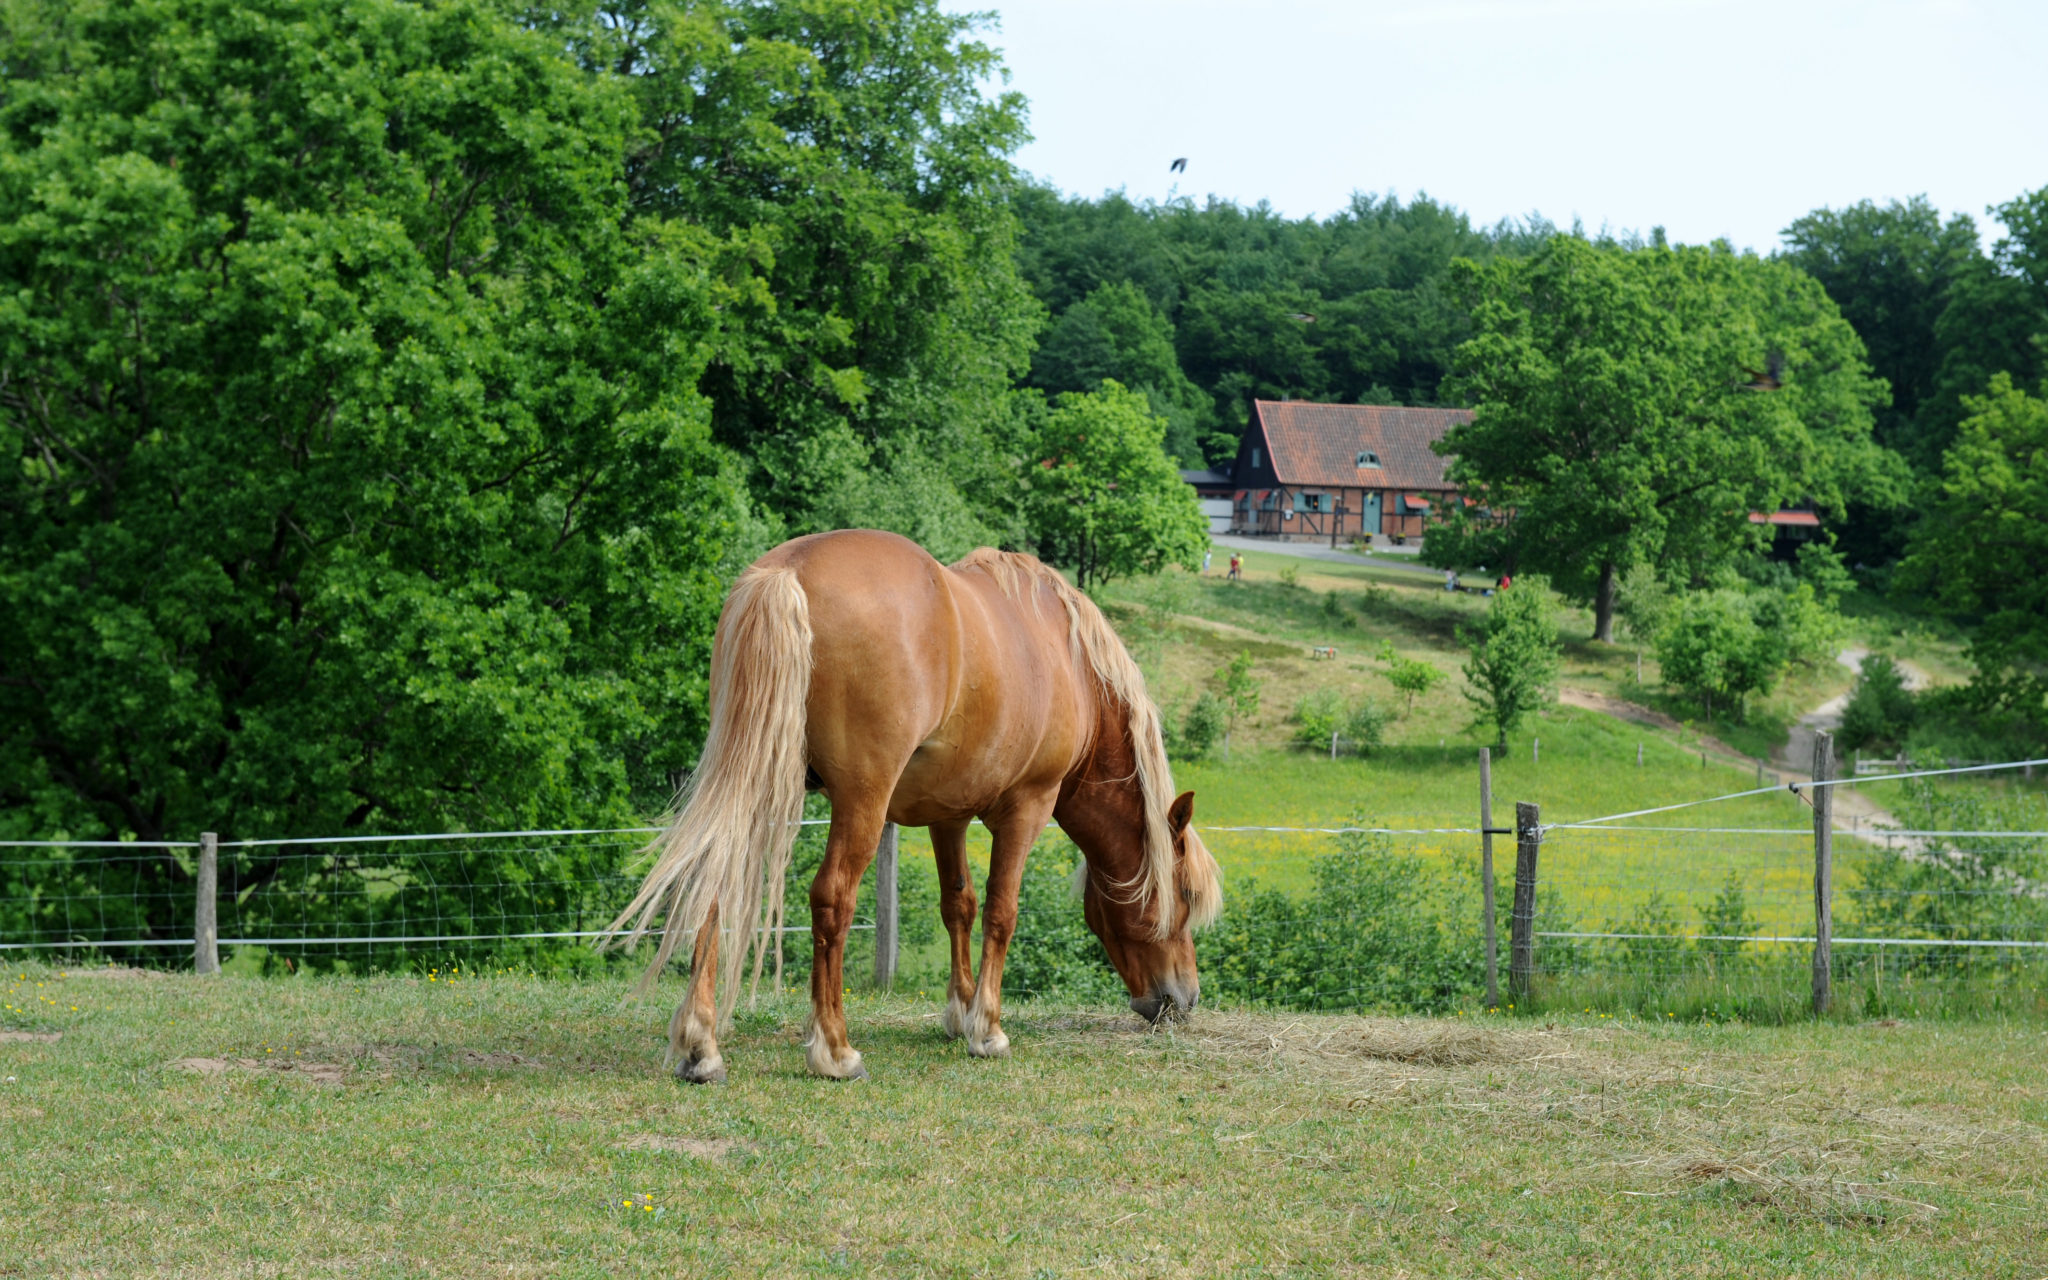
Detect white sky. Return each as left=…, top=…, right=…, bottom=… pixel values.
left=969, top=0, right=2048, bottom=251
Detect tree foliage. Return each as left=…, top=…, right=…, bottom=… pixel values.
left=1425, top=233, right=1898, bottom=641
left=1460, top=583, right=1559, bottom=748
left=0, top=0, right=1040, bottom=964
left=567, top=0, right=1042, bottom=557
left=1022, top=382, right=1207, bottom=590
left=1899, top=374, right=2048, bottom=701
left=1013, top=187, right=1546, bottom=465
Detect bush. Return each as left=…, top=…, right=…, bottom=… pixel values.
left=1277, top=564, right=1301, bottom=589
left=1170, top=692, right=1227, bottom=760
left=1839, top=653, right=1917, bottom=754
left=1290, top=690, right=1386, bottom=755
left=1201, top=826, right=1482, bottom=1013
left=1656, top=583, right=1838, bottom=721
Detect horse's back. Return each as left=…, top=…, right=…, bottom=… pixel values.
left=754, top=530, right=1085, bottom=817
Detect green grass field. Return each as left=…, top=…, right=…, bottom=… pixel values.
left=3, top=967, right=2044, bottom=1278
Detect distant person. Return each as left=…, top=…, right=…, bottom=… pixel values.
left=1497, top=573, right=1512, bottom=592
left=1202, top=549, right=1212, bottom=575
left=1444, top=568, right=1458, bottom=593
left=1228, top=553, right=1243, bottom=581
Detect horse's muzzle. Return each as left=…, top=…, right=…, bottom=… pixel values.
left=1129, top=977, right=1198, bottom=1024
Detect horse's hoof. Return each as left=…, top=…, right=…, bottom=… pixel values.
left=676, top=1053, right=726, bottom=1085
left=967, top=1028, right=1010, bottom=1059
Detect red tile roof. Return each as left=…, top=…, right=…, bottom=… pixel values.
left=1748, top=510, right=1821, bottom=527
left=1252, top=401, right=1470, bottom=490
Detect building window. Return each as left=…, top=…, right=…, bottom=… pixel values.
left=1356, top=450, right=1381, bottom=468
left=1251, top=447, right=1262, bottom=468
left=1302, top=492, right=1326, bottom=512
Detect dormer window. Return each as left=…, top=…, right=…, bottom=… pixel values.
left=1357, top=450, right=1382, bottom=468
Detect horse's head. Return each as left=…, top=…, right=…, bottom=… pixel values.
left=1079, top=790, right=1223, bottom=1022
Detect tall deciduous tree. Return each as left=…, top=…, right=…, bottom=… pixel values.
left=1023, top=382, right=1208, bottom=590
left=571, top=0, right=1042, bottom=558
left=1899, top=374, right=2048, bottom=702
left=1425, top=234, right=1897, bottom=642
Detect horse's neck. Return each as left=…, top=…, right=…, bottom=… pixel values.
left=1056, top=700, right=1146, bottom=872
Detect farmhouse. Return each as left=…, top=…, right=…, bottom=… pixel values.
left=1222, top=400, right=1473, bottom=546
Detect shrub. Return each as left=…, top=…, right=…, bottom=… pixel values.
left=1344, top=699, right=1390, bottom=753
left=1377, top=640, right=1445, bottom=715
left=1290, top=690, right=1386, bottom=755
left=1201, top=826, right=1482, bottom=1013
left=1290, top=689, right=1345, bottom=747
left=1277, top=563, right=1301, bottom=589
left=1171, top=692, right=1227, bottom=760
left=1839, top=654, right=1916, bottom=754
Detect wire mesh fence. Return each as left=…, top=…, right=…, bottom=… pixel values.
left=6, top=753, right=2047, bottom=1017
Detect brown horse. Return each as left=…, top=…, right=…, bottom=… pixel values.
left=605, top=529, right=1222, bottom=1081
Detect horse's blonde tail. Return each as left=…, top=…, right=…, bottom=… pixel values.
left=603, top=564, right=812, bottom=1026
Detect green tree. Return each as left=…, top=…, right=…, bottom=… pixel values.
left=570, top=0, right=1042, bottom=558
left=1028, top=281, right=1215, bottom=464
left=1899, top=374, right=2048, bottom=701
left=1780, top=197, right=1982, bottom=464
left=1654, top=593, right=1777, bottom=722
left=1023, top=382, right=1208, bottom=590
left=1920, top=188, right=2048, bottom=480
left=1425, top=234, right=1898, bottom=643
left=1461, top=584, right=1559, bottom=748
left=0, top=0, right=750, bottom=957
left=1652, top=582, right=1833, bottom=721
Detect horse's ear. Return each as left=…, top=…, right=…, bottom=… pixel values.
left=1167, top=790, right=1195, bottom=836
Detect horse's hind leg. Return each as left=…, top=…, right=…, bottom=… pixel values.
left=931, top=819, right=977, bottom=1038
left=805, top=796, right=888, bottom=1080
left=669, top=899, right=725, bottom=1084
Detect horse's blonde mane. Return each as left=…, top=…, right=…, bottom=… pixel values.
left=952, top=548, right=1219, bottom=937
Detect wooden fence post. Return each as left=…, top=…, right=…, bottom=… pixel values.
left=1812, top=732, right=1834, bottom=1016
left=1509, top=801, right=1540, bottom=1003
left=872, top=822, right=899, bottom=990
left=195, top=832, right=220, bottom=976
left=1480, top=749, right=1499, bottom=1009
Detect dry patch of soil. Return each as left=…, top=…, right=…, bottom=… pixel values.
left=615, top=1133, right=757, bottom=1160
left=170, top=1055, right=352, bottom=1087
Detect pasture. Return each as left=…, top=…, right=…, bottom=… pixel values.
left=3, top=966, right=2044, bottom=1277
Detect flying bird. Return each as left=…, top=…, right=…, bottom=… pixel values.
left=1169, top=157, right=1187, bottom=174
left=1736, top=350, right=1784, bottom=391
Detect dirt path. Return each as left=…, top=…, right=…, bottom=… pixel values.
left=1561, top=647, right=1935, bottom=838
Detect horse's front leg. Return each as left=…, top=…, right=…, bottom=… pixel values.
left=963, top=796, right=1057, bottom=1059
left=930, top=819, right=978, bottom=1039
left=806, top=799, right=887, bottom=1080
left=669, top=898, right=725, bottom=1083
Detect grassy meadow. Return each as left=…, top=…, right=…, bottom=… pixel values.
left=4, top=966, right=2046, bottom=1278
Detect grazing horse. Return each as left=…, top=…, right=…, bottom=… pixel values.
left=605, top=529, right=1223, bottom=1081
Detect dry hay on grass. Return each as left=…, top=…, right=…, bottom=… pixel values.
left=615, top=1134, right=758, bottom=1161
left=1616, top=1147, right=1942, bottom=1221
left=1171, top=1011, right=1573, bottom=1073
left=170, top=1056, right=352, bottom=1087
left=0, top=1030, right=62, bottom=1044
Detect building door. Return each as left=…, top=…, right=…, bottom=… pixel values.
left=1359, top=491, right=1381, bottom=539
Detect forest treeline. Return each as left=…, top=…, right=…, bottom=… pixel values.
left=4, top=0, right=2047, bottom=864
